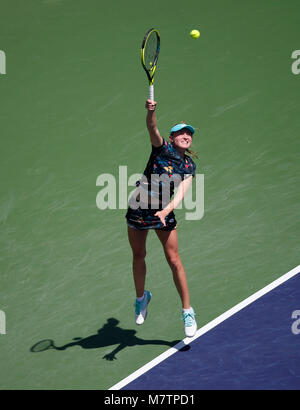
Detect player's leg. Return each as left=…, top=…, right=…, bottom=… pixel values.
left=154, top=228, right=190, bottom=309
left=127, top=226, right=148, bottom=298
left=155, top=228, right=197, bottom=337
left=127, top=226, right=152, bottom=325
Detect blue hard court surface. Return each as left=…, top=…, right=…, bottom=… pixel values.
left=123, top=273, right=300, bottom=390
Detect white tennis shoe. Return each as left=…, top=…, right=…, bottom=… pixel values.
left=182, top=307, right=197, bottom=337
left=135, top=290, right=152, bottom=325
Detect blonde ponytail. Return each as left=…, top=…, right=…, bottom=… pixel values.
left=186, top=148, right=198, bottom=159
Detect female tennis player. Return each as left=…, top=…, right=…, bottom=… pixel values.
left=125, top=99, right=197, bottom=337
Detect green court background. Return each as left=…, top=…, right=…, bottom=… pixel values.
left=0, top=0, right=299, bottom=389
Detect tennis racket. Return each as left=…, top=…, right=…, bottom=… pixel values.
left=141, top=28, right=160, bottom=102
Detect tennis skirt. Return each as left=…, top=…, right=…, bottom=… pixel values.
left=125, top=206, right=177, bottom=231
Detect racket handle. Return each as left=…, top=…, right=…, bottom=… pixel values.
left=149, top=84, right=154, bottom=102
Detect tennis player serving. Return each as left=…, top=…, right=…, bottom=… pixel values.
left=125, top=98, right=197, bottom=337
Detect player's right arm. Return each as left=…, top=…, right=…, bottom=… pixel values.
left=145, top=99, right=163, bottom=147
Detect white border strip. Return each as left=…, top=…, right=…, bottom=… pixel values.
left=109, top=264, right=300, bottom=390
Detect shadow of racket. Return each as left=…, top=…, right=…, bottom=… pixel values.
left=30, top=339, right=57, bottom=352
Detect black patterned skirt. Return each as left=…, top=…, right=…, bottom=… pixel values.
left=125, top=206, right=177, bottom=231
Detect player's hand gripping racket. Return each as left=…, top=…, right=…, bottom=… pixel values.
left=141, top=28, right=160, bottom=102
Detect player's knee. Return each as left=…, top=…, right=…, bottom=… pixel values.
left=133, top=248, right=146, bottom=260
left=166, top=252, right=181, bottom=269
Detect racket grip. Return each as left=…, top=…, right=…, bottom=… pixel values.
left=149, top=85, right=154, bottom=102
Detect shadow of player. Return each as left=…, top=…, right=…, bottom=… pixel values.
left=30, top=318, right=180, bottom=361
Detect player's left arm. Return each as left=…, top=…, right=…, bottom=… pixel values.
left=154, top=175, right=193, bottom=226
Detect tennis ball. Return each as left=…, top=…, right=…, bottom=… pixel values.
left=190, top=29, right=200, bottom=39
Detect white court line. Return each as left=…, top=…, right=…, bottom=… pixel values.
left=109, top=264, right=300, bottom=390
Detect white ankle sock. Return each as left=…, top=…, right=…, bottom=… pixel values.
left=182, top=307, right=192, bottom=314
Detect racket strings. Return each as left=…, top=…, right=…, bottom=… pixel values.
left=141, top=28, right=160, bottom=86
left=145, top=33, right=158, bottom=71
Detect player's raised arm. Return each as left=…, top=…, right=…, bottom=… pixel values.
left=145, top=99, right=163, bottom=147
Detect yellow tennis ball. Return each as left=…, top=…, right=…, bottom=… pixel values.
left=190, top=29, right=200, bottom=39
